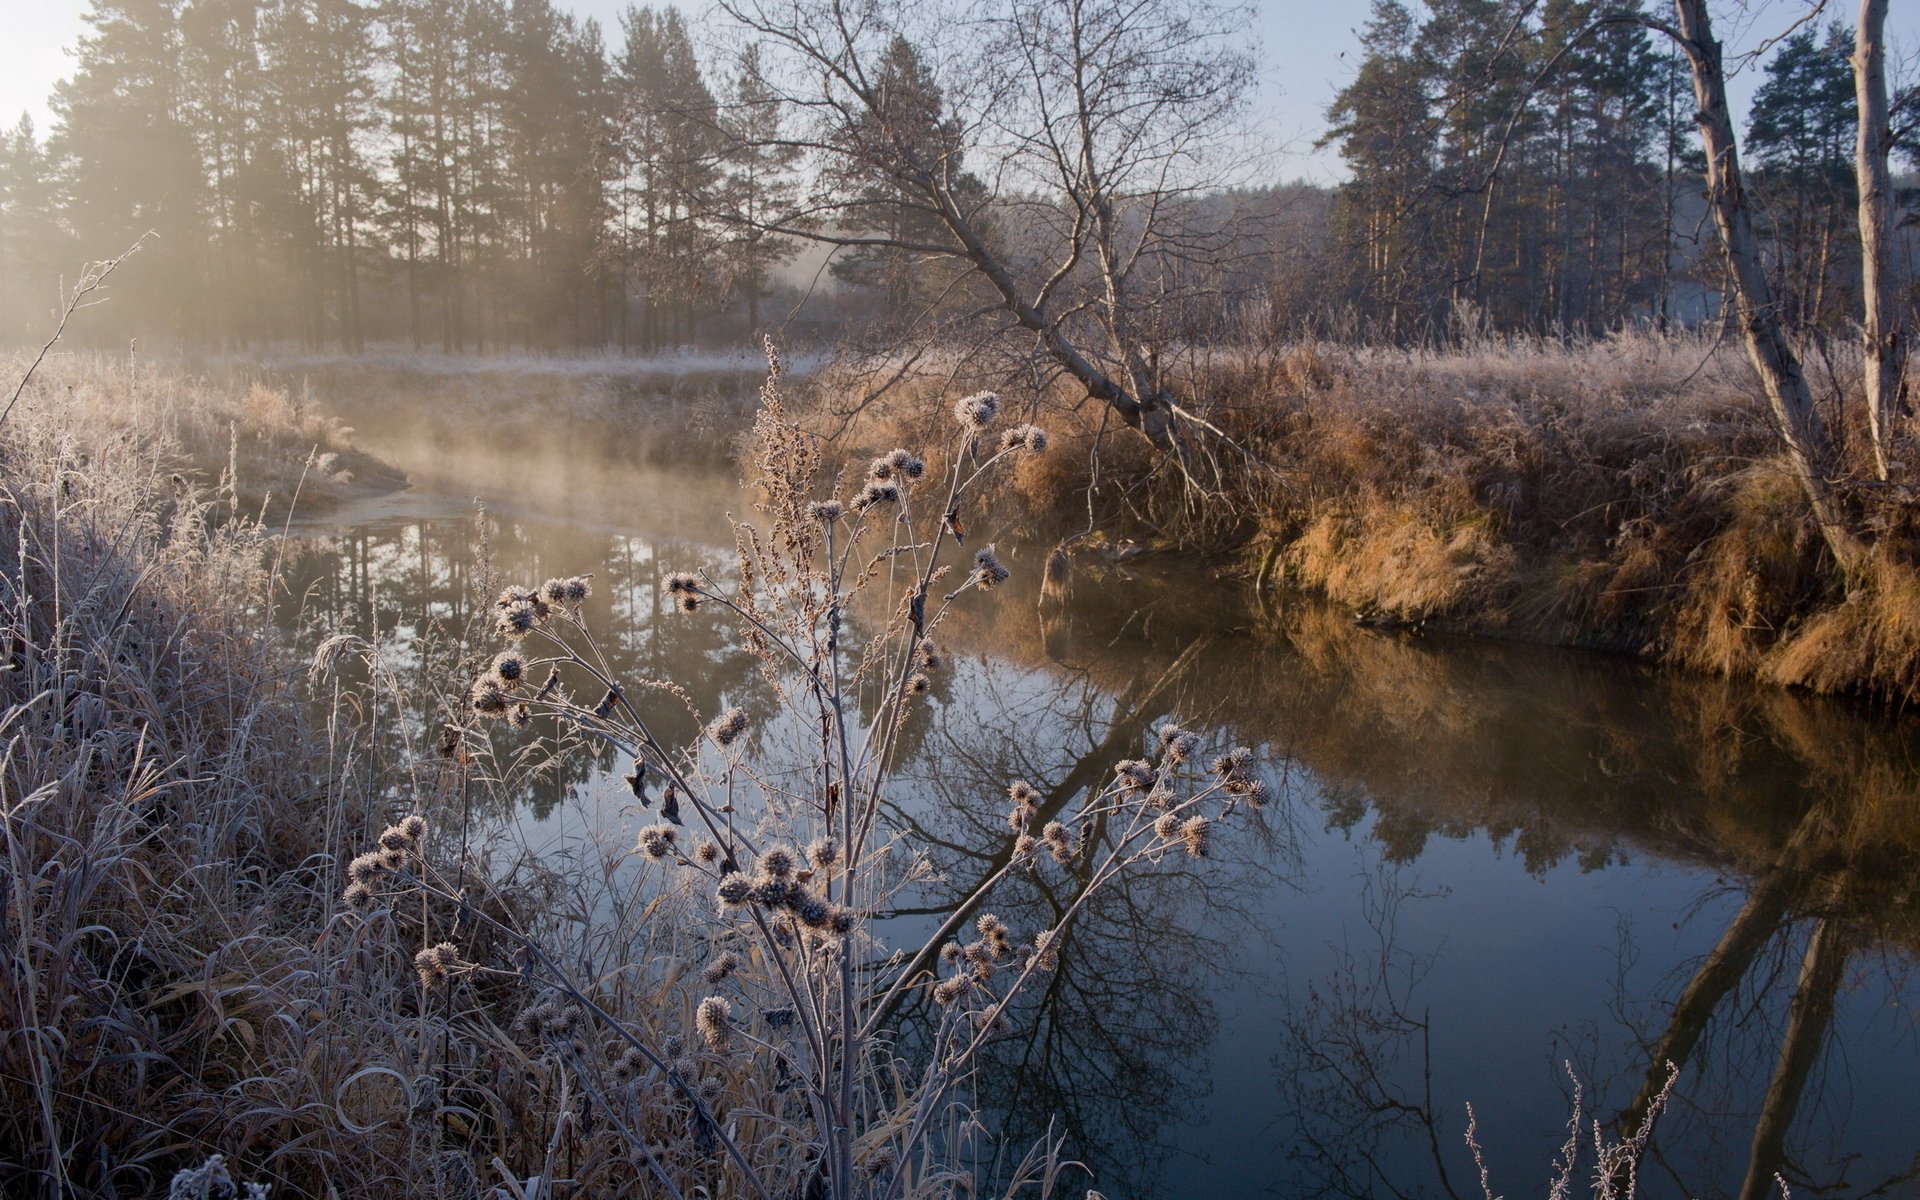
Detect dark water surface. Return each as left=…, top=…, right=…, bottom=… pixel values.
left=280, top=428, right=1920, bottom=1200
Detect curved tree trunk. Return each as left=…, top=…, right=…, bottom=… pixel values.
left=1671, top=0, right=1866, bottom=575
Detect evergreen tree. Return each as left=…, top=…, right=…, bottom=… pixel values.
left=824, top=35, right=971, bottom=324
left=717, top=43, right=801, bottom=335
left=0, top=116, right=69, bottom=339
left=51, top=0, right=209, bottom=340
left=1747, top=23, right=1859, bottom=331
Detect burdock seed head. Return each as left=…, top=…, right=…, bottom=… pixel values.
left=907, top=671, right=932, bottom=696
left=491, top=651, right=526, bottom=688
left=852, top=480, right=899, bottom=511
left=664, top=572, right=703, bottom=611
left=1212, top=746, right=1254, bottom=777
left=954, top=390, right=1000, bottom=432
left=1041, top=820, right=1074, bottom=863
left=717, top=873, right=753, bottom=911
left=998, top=424, right=1049, bottom=454
left=495, top=599, right=542, bottom=640
left=709, top=707, right=749, bottom=747
left=637, top=824, right=678, bottom=860
left=792, top=891, right=832, bottom=929
left=806, top=838, right=839, bottom=869
left=702, top=951, right=741, bottom=984
left=542, top=576, right=592, bottom=608
left=972, top=545, right=1010, bottom=589
left=1180, top=815, right=1211, bottom=859
left=1156, top=724, right=1199, bottom=765
left=696, top=996, right=733, bottom=1052
left=1154, top=811, right=1183, bottom=840
left=470, top=676, right=510, bottom=718
left=1007, top=780, right=1040, bottom=807
left=808, top=499, right=844, bottom=523
left=883, top=448, right=925, bottom=479
left=757, top=847, right=797, bottom=879
left=348, top=851, right=386, bottom=885
left=414, top=942, right=460, bottom=988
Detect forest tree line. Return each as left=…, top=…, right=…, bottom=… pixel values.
left=0, top=0, right=1913, bottom=353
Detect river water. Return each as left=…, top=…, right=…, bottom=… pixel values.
left=276, top=391, right=1920, bottom=1200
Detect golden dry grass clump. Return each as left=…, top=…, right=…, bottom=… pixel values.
left=852, top=331, right=1920, bottom=703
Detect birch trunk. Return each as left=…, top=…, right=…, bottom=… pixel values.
left=1672, top=0, right=1865, bottom=574
left=1854, top=0, right=1907, bottom=482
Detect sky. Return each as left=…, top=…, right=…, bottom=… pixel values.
left=3, top=0, right=1915, bottom=185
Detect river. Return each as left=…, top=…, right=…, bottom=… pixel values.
left=274, top=380, right=1920, bottom=1200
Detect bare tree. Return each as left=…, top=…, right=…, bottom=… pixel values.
left=1592, top=0, right=1868, bottom=573
left=714, top=0, right=1258, bottom=447
left=1853, top=0, right=1907, bottom=484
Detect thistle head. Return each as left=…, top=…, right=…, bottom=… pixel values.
left=664, top=572, right=704, bottom=611
left=972, top=545, right=1010, bottom=589
left=709, top=706, right=749, bottom=748
left=702, top=951, right=741, bottom=984
left=954, top=390, right=1000, bottom=432
left=637, top=824, right=678, bottom=860
left=696, top=996, right=734, bottom=1052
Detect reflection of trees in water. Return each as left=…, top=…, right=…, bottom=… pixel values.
left=1272, top=821, right=1920, bottom=1200
left=941, top=566, right=1920, bottom=1198
left=278, top=511, right=776, bottom=818
left=280, top=508, right=1920, bottom=1195
left=878, top=638, right=1301, bottom=1196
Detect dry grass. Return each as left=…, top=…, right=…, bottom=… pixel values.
left=1, top=352, right=406, bottom=522
left=0, top=349, right=1265, bottom=1198
left=864, top=330, right=1920, bottom=704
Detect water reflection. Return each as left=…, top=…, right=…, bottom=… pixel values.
left=280, top=478, right=1920, bottom=1200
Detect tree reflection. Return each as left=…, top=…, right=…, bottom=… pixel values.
left=279, top=495, right=1920, bottom=1198
left=874, top=622, right=1300, bottom=1194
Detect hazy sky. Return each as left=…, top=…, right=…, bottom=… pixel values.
left=3, top=1, right=1914, bottom=184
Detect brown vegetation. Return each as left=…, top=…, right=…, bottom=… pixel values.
left=865, top=332, right=1920, bottom=704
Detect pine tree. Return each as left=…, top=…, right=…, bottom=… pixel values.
left=717, top=43, right=801, bottom=335
left=0, top=116, right=70, bottom=339
left=1747, top=23, right=1859, bottom=331
left=824, top=35, right=970, bottom=324
left=1323, top=1, right=1441, bottom=336
left=52, top=0, right=209, bottom=340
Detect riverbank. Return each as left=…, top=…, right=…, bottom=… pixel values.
left=4, top=353, right=410, bottom=522
left=912, top=332, right=1920, bottom=706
